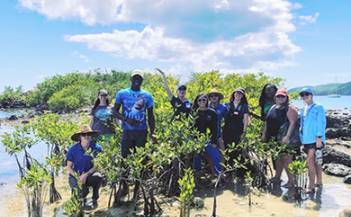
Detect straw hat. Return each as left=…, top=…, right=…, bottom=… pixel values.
left=71, top=125, right=99, bottom=141
left=208, top=88, right=224, bottom=100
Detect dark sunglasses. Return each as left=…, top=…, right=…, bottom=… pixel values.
left=197, top=98, right=207, bottom=102
left=300, top=93, right=311, bottom=97
left=276, top=95, right=287, bottom=98
left=80, top=133, right=91, bottom=137
left=100, top=94, right=108, bottom=97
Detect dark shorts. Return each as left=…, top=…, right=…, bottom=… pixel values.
left=303, top=143, right=324, bottom=153
left=121, top=130, right=148, bottom=158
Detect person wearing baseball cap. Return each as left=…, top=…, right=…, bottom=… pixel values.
left=262, top=88, right=299, bottom=189
left=156, top=68, right=192, bottom=120
left=299, top=87, right=326, bottom=193
left=66, top=125, right=103, bottom=209
left=113, top=69, right=156, bottom=199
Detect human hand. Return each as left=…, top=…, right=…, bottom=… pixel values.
left=79, top=173, right=89, bottom=184
left=316, top=138, right=323, bottom=148
left=282, top=136, right=290, bottom=145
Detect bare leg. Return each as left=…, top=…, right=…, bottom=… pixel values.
left=283, top=154, right=295, bottom=186
left=306, top=149, right=316, bottom=191
left=315, top=163, right=323, bottom=186
left=273, top=156, right=284, bottom=181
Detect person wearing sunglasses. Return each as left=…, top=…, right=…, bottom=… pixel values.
left=66, top=125, right=103, bottom=209
left=299, top=87, right=326, bottom=194
left=156, top=68, right=191, bottom=120
left=192, top=93, right=221, bottom=179
left=89, top=89, right=115, bottom=142
left=208, top=89, right=227, bottom=149
left=262, top=88, right=298, bottom=189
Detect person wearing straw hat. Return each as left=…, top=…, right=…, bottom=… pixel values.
left=66, top=125, right=103, bottom=209
left=208, top=88, right=227, bottom=149
left=156, top=68, right=192, bottom=120
left=113, top=69, right=156, bottom=199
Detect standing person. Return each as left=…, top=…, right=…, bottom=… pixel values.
left=113, top=69, right=156, bottom=196
left=208, top=89, right=227, bottom=149
left=192, top=93, right=221, bottom=177
left=223, top=88, right=250, bottom=146
left=156, top=68, right=191, bottom=120
left=89, top=89, right=115, bottom=142
left=262, top=88, right=298, bottom=188
left=222, top=88, right=250, bottom=179
left=66, top=125, right=103, bottom=209
left=299, top=87, right=326, bottom=193
left=259, top=84, right=278, bottom=121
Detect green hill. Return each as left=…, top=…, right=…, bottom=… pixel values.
left=289, top=81, right=351, bottom=95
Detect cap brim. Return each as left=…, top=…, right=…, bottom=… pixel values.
left=208, top=92, right=224, bottom=99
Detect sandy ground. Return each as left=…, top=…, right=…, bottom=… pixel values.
left=1, top=172, right=351, bottom=217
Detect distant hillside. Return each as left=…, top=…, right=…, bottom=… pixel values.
left=290, top=81, right=351, bottom=95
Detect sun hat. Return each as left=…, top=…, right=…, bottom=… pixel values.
left=299, top=87, right=313, bottom=96
left=99, top=89, right=108, bottom=96
left=234, top=88, right=246, bottom=95
left=208, top=88, right=224, bottom=100
left=71, top=125, right=99, bottom=141
left=275, top=88, right=288, bottom=97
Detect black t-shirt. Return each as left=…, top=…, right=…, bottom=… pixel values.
left=170, top=96, right=192, bottom=119
left=193, top=109, right=218, bottom=144
left=265, top=105, right=288, bottom=139
left=223, top=102, right=249, bottom=136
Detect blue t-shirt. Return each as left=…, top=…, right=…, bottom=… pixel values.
left=66, top=143, right=102, bottom=175
left=91, top=106, right=115, bottom=135
left=115, top=88, right=154, bottom=131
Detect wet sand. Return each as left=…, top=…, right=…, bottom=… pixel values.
left=1, top=172, right=351, bottom=217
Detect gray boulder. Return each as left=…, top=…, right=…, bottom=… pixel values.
left=323, top=163, right=351, bottom=177
left=323, top=146, right=351, bottom=167
left=344, top=175, right=351, bottom=184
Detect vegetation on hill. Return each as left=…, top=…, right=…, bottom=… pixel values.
left=290, top=81, right=351, bottom=95
left=0, top=70, right=283, bottom=113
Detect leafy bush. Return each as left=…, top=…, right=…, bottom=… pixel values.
left=0, top=86, right=27, bottom=107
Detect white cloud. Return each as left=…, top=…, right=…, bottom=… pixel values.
left=71, top=51, right=89, bottom=62
left=299, top=12, right=320, bottom=25
left=20, top=0, right=304, bottom=75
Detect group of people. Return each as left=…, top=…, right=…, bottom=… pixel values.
left=65, top=69, right=326, bottom=208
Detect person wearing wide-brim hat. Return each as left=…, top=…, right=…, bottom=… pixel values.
left=156, top=68, right=192, bottom=120
left=67, top=125, right=103, bottom=209
left=222, top=88, right=250, bottom=177
left=208, top=88, right=226, bottom=149
left=208, top=88, right=224, bottom=100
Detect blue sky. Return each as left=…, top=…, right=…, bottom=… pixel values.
left=0, top=0, right=350, bottom=91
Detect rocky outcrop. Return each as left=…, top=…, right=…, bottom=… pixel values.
left=323, top=145, right=351, bottom=167
left=327, top=109, right=351, bottom=139
left=323, top=163, right=351, bottom=177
